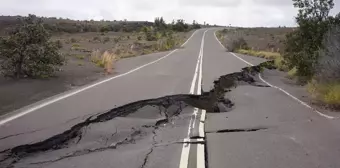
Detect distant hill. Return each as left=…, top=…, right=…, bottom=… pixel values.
left=0, top=15, right=153, bottom=35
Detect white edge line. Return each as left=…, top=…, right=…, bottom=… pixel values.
left=213, top=30, right=336, bottom=120
left=0, top=30, right=199, bottom=126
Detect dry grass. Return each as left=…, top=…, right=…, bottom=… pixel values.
left=287, top=67, right=297, bottom=79
left=308, top=80, right=340, bottom=108
left=102, top=51, right=116, bottom=74
left=218, top=28, right=294, bottom=52
left=90, top=50, right=117, bottom=74
left=236, top=49, right=291, bottom=72
left=237, top=49, right=281, bottom=59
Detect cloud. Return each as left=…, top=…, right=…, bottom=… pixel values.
left=179, top=0, right=241, bottom=7
left=252, top=0, right=293, bottom=6
left=0, top=0, right=305, bottom=27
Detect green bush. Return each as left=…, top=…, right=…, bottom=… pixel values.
left=0, top=14, right=64, bottom=78
left=283, top=0, right=337, bottom=79
left=171, top=19, right=189, bottom=32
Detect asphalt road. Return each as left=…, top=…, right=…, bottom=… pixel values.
left=1, top=28, right=340, bottom=168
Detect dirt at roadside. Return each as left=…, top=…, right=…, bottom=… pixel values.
left=0, top=31, right=193, bottom=116
left=0, top=57, right=105, bottom=116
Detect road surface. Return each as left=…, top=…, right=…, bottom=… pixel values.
left=1, top=28, right=340, bottom=168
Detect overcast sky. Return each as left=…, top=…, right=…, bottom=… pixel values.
left=0, top=0, right=339, bottom=27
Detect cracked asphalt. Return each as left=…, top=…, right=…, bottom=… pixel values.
left=1, top=28, right=340, bottom=168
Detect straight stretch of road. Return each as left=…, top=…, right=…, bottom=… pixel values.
left=1, top=28, right=340, bottom=168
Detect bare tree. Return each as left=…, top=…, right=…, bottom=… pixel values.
left=316, top=24, right=340, bottom=83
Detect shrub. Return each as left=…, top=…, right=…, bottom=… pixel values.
left=171, top=19, right=189, bottom=32
left=283, top=0, right=337, bottom=78
left=113, top=37, right=119, bottom=43
left=0, top=14, right=64, bottom=78
left=71, top=43, right=81, bottom=50
left=55, top=40, right=63, bottom=48
left=224, top=37, right=249, bottom=52
left=92, top=36, right=101, bottom=42
left=75, top=55, right=85, bottom=60
left=90, top=50, right=102, bottom=66
left=102, top=37, right=110, bottom=43
left=315, top=25, right=340, bottom=83
left=101, top=51, right=116, bottom=74
left=287, top=67, right=297, bottom=79
left=307, top=24, right=340, bottom=108
left=308, top=80, right=340, bottom=107
left=90, top=50, right=116, bottom=74
left=274, top=56, right=289, bottom=71
left=145, top=31, right=156, bottom=41
left=156, top=32, right=179, bottom=51
left=70, top=38, right=78, bottom=43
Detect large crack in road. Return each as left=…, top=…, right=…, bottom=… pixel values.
left=0, top=61, right=275, bottom=168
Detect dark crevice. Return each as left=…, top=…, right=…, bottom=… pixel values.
left=178, top=140, right=205, bottom=145
left=190, top=135, right=205, bottom=139
left=0, top=61, right=274, bottom=167
left=207, top=128, right=267, bottom=134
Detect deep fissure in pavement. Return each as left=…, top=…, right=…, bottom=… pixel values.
left=206, top=127, right=268, bottom=134
left=0, top=61, right=275, bottom=167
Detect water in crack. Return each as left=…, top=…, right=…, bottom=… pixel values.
left=0, top=61, right=275, bottom=167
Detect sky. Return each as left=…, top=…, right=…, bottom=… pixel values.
left=0, top=0, right=339, bottom=27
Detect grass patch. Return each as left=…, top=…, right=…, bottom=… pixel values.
left=287, top=67, right=297, bottom=79
left=90, top=50, right=117, bottom=74
left=274, top=56, right=288, bottom=71
left=236, top=49, right=289, bottom=71
left=75, top=55, right=85, bottom=60
left=237, top=49, right=280, bottom=60
left=308, top=80, right=340, bottom=107
left=71, top=43, right=81, bottom=50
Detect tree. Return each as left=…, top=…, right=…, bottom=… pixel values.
left=154, top=17, right=167, bottom=31
left=284, top=0, right=336, bottom=78
left=192, top=20, right=201, bottom=29
left=316, top=24, right=340, bottom=82
left=0, top=14, right=64, bottom=78
left=172, top=19, right=189, bottom=32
